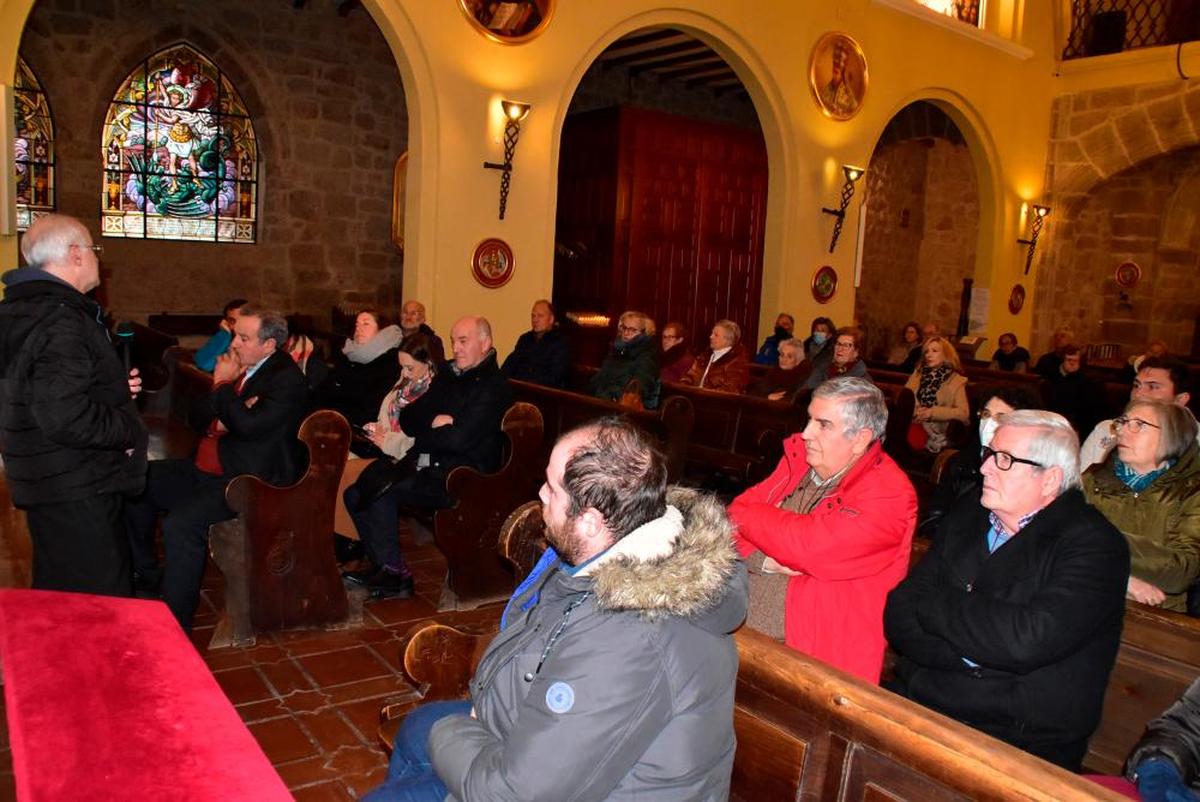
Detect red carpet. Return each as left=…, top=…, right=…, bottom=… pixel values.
left=0, top=590, right=291, bottom=801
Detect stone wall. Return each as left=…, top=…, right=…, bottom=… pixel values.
left=1034, top=145, right=1200, bottom=358
left=1035, top=79, right=1200, bottom=356
left=18, top=0, right=407, bottom=325
left=854, top=138, right=978, bottom=361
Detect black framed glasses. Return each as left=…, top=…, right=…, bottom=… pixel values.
left=981, top=446, right=1043, bottom=471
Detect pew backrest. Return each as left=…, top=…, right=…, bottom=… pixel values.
left=508, top=379, right=693, bottom=482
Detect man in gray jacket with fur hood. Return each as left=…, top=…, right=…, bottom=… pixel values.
left=365, top=417, right=748, bottom=802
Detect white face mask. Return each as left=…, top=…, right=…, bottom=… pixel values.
left=979, top=417, right=999, bottom=449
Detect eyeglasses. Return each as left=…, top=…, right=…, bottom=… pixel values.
left=662, top=333, right=681, bottom=340
left=1113, top=416, right=1160, bottom=434
left=75, top=243, right=103, bottom=256
left=981, top=446, right=1043, bottom=471
left=618, top=325, right=644, bottom=335
left=834, top=340, right=856, bottom=349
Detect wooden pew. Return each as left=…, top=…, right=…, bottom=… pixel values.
left=430, top=402, right=545, bottom=612
left=208, top=409, right=353, bottom=649
left=141, top=346, right=213, bottom=460
left=508, top=379, right=693, bottom=483
left=1084, top=603, right=1200, bottom=774
left=379, top=534, right=1123, bottom=800
left=660, top=380, right=800, bottom=487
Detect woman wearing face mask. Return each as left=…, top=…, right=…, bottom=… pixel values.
left=918, top=384, right=1043, bottom=539
left=1082, top=400, right=1200, bottom=612
left=803, top=316, right=836, bottom=365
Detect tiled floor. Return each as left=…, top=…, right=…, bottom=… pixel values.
left=0, top=476, right=502, bottom=800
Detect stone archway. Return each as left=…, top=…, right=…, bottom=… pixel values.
left=1033, top=79, right=1200, bottom=352
left=855, top=101, right=982, bottom=362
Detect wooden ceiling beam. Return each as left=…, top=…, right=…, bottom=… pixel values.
left=629, top=51, right=724, bottom=75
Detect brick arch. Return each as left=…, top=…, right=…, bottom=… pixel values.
left=1047, top=80, right=1200, bottom=207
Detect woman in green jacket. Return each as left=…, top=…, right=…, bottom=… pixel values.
left=590, top=310, right=660, bottom=409
left=1083, top=399, right=1200, bottom=613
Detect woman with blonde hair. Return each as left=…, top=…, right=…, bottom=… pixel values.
left=905, top=336, right=969, bottom=453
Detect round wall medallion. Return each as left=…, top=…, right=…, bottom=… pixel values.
left=472, top=238, right=515, bottom=289
left=808, top=32, right=868, bottom=121
left=1115, top=261, right=1142, bottom=289
left=811, top=265, right=838, bottom=304
left=458, top=0, right=553, bottom=44
left=1007, top=283, right=1026, bottom=315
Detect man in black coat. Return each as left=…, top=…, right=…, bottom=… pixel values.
left=344, top=315, right=513, bottom=599
left=0, top=214, right=147, bottom=596
left=884, top=409, right=1129, bottom=771
left=125, top=307, right=307, bottom=630
left=501, top=299, right=569, bottom=388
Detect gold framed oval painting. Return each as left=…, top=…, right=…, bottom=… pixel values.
left=459, top=0, right=554, bottom=44
left=809, top=32, right=868, bottom=121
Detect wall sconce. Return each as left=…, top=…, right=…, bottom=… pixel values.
left=1017, top=204, right=1051, bottom=275
left=483, top=100, right=531, bottom=220
left=821, top=164, right=866, bottom=253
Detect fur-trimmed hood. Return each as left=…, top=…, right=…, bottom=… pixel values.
left=579, top=486, right=745, bottom=628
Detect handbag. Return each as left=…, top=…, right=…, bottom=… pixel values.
left=349, top=456, right=409, bottom=510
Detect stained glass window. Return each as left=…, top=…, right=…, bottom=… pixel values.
left=101, top=43, right=257, bottom=243
left=14, top=57, right=55, bottom=231
left=914, top=0, right=984, bottom=27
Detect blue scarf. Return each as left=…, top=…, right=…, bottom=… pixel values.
left=1114, top=457, right=1174, bottom=493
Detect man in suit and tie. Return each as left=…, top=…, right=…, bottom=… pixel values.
left=125, top=307, right=308, bottom=631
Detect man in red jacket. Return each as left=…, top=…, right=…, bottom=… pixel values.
left=729, top=376, right=916, bottom=682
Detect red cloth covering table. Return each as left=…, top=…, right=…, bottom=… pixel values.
left=0, top=589, right=291, bottom=801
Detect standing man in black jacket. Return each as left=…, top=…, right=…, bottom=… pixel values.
left=344, top=315, right=513, bottom=599
left=124, top=307, right=307, bottom=630
left=0, top=214, right=147, bottom=596
left=884, top=409, right=1129, bottom=771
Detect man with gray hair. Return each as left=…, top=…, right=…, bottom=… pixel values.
left=729, top=376, right=916, bottom=682
left=124, top=305, right=308, bottom=630
left=0, top=213, right=146, bottom=596
left=885, top=409, right=1129, bottom=771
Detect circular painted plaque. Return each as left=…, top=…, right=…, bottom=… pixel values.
left=472, top=238, right=515, bottom=289
left=808, top=32, right=868, bottom=121
left=1008, top=284, right=1026, bottom=315
left=811, top=266, right=838, bottom=304
left=1115, top=261, right=1142, bottom=289
left=458, top=0, right=553, bottom=44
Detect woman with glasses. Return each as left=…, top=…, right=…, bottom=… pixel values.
left=659, top=321, right=694, bottom=384
left=590, top=311, right=660, bottom=409
left=919, top=384, right=1043, bottom=539
left=802, top=327, right=869, bottom=391
left=905, top=336, right=970, bottom=453
left=1082, top=400, right=1200, bottom=611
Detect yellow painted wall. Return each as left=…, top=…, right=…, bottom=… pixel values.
left=0, top=0, right=1143, bottom=355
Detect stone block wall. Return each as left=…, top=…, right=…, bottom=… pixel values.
left=1035, top=79, right=1200, bottom=357
left=1035, top=145, right=1200, bottom=358
left=18, top=0, right=407, bottom=326
left=854, top=138, right=978, bottom=360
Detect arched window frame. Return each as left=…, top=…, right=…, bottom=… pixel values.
left=101, top=42, right=259, bottom=243
left=13, top=57, right=56, bottom=231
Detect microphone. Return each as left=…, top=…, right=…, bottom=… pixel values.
left=115, top=321, right=135, bottom=374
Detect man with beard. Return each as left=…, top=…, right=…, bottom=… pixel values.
left=363, top=418, right=748, bottom=801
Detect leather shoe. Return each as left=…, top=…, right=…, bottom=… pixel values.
left=368, top=570, right=414, bottom=600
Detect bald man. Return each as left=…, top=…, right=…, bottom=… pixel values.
left=0, top=214, right=147, bottom=595
left=344, top=316, right=513, bottom=598
left=399, top=299, right=445, bottom=364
